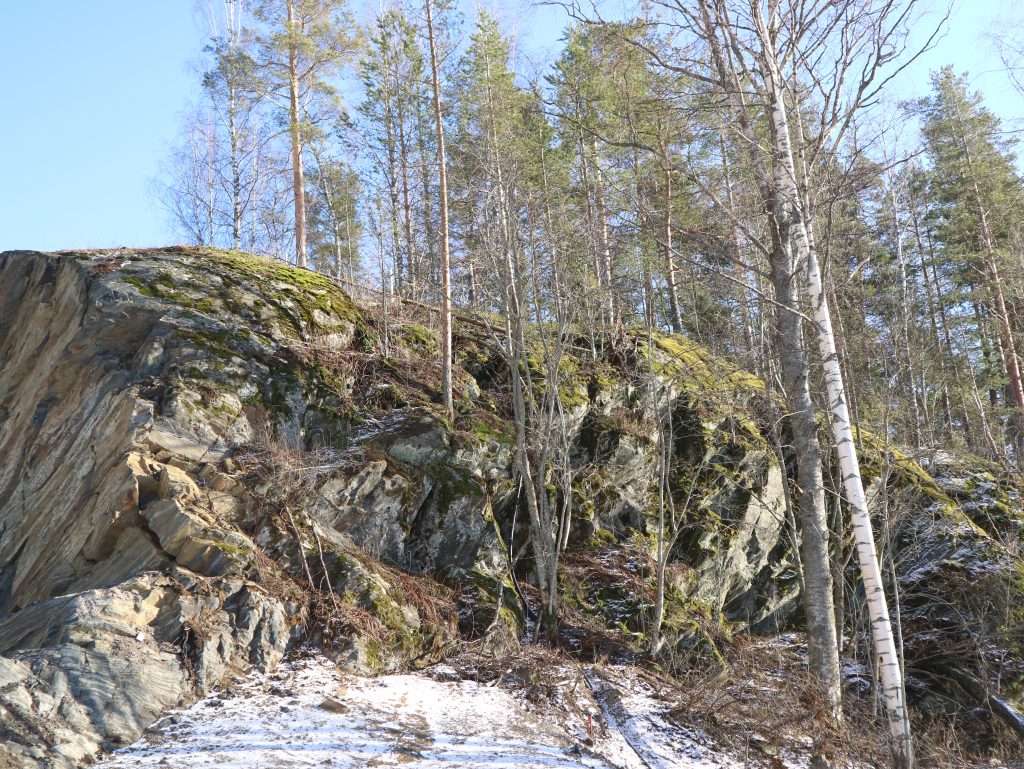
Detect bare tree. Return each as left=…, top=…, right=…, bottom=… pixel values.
left=153, top=111, right=221, bottom=246
left=615, top=0, right=942, bottom=764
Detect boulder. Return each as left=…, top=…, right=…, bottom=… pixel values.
left=0, top=572, right=293, bottom=767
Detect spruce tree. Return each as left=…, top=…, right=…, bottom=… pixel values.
left=919, top=67, right=1024, bottom=452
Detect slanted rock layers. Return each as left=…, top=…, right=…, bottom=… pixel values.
left=0, top=248, right=1021, bottom=767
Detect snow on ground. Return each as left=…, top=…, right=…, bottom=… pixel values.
left=94, top=652, right=766, bottom=769
left=584, top=668, right=735, bottom=769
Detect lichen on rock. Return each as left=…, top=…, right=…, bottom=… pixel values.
left=2, top=247, right=1023, bottom=766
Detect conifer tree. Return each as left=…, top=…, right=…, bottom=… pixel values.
left=359, top=8, right=427, bottom=295
left=250, top=0, right=356, bottom=268
left=918, top=67, right=1024, bottom=453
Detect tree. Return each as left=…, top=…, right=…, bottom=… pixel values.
left=451, top=12, right=579, bottom=630
left=155, top=1, right=295, bottom=257
left=358, top=8, right=428, bottom=297
left=307, top=136, right=361, bottom=281
left=918, top=67, right=1024, bottom=454
left=250, top=0, right=355, bottom=268
left=201, top=0, right=258, bottom=250
left=423, top=0, right=453, bottom=418
left=654, top=2, right=928, bottom=764
left=154, top=110, right=221, bottom=247
left=549, top=27, right=620, bottom=327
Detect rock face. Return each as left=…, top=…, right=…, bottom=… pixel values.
left=0, top=572, right=289, bottom=768
left=0, top=248, right=1022, bottom=766
left=0, top=249, right=344, bottom=766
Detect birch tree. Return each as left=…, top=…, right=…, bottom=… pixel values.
left=632, top=1, right=938, bottom=764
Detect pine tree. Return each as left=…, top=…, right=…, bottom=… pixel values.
left=359, top=8, right=427, bottom=296
left=919, top=67, right=1024, bottom=454
left=423, top=0, right=453, bottom=419
left=549, top=27, right=620, bottom=326
left=250, top=0, right=356, bottom=268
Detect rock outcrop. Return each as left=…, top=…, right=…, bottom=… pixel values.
left=0, top=248, right=1022, bottom=766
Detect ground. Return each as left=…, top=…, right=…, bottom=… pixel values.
left=93, top=648, right=818, bottom=769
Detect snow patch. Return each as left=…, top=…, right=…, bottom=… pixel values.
left=93, top=653, right=768, bottom=769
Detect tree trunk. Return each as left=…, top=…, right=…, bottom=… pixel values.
left=954, top=105, right=1024, bottom=430
left=910, top=205, right=955, bottom=439
left=424, top=0, right=453, bottom=418
left=889, top=179, right=923, bottom=447
left=577, top=129, right=605, bottom=315
left=229, top=82, right=241, bottom=250
left=286, top=0, right=307, bottom=268
left=397, top=102, right=416, bottom=298
left=760, top=52, right=913, bottom=765
left=593, top=142, right=616, bottom=325
left=661, top=141, right=683, bottom=333
left=720, top=132, right=756, bottom=358
left=769, top=228, right=843, bottom=718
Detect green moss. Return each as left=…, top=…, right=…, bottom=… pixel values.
left=853, top=427, right=972, bottom=528
left=648, top=332, right=763, bottom=393
left=176, top=329, right=240, bottom=361
left=426, top=465, right=485, bottom=518
left=122, top=275, right=158, bottom=296
left=585, top=527, right=617, bottom=548
left=464, top=568, right=525, bottom=637
left=398, top=323, right=440, bottom=356
left=659, top=589, right=730, bottom=670
left=120, top=248, right=368, bottom=345
left=466, top=415, right=512, bottom=445
left=122, top=269, right=220, bottom=314
left=591, top=367, right=620, bottom=394
left=210, top=539, right=254, bottom=559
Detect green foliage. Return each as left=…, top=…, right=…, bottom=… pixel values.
left=918, top=67, right=1023, bottom=257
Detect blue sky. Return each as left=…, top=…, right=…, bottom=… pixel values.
left=0, top=0, right=1020, bottom=253
left=1, top=2, right=202, bottom=251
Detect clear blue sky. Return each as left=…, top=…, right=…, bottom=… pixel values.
left=0, top=0, right=1019, bottom=253
left=1, top=2, right=202, bottom=251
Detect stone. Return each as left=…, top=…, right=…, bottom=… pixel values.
left=0, top=572, right=292, bottom=766
left=0, top=248, right=1021, bottom=766
left=157, top=464, right=201, bottom=502
left=319, top=697, right=348, bottom=713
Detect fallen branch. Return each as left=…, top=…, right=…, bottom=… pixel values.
left=950, top=667, right=1024, bottom=742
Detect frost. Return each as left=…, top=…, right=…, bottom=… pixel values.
left=93, top=652, right=781, bottom=769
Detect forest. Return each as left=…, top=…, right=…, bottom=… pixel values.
left=157, top=0, right=1024, bottom=480
left=5, top=1, right=1024, bottom=768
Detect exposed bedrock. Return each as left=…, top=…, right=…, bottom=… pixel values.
left=0, top=248, right=1021, bottom=766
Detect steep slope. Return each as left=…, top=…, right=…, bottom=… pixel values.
left=0, top=248, right=1021, bottom=767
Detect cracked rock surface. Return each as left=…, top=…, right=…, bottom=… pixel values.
left=2, top=248, right=1022, bottom=767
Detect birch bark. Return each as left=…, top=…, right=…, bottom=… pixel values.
left=754, top=9, right=913, bottom=763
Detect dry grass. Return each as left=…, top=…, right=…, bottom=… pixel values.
left=553, top=545, right=654, bottom=665
left=911, top=691, right=1024, bottom=768
left=666, top=634, right=892, bottom=768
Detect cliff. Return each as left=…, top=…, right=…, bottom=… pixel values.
left=0, top=248, right=1021, bottom=767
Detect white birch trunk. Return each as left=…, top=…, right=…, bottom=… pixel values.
left=758, top=36, right=914, bottom=767
left=801, top=233, right=913, bottom=768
